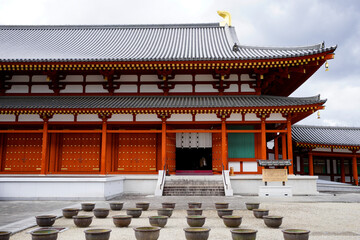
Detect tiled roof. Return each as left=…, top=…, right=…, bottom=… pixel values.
left=0, top=23, right=336, bottom=62
left=0, top=95, right=325, bottom=110
left=292, top=125, right=360, bottom=147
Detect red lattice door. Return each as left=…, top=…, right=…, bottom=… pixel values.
left=59, top=133, right=101, bottom=172
left=212, top=133, right=222, bottom=172
left=166, top=133, right=176, bottom=172
left=117, top=133, right=157, bottom=172
left=3, top=134, right=42, bottom=172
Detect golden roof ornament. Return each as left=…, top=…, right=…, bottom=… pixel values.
left=217, top=10, right=231, bottom=26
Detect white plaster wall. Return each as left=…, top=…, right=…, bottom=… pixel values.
left=61, top=85, right=83, bottom=93
left=241, top=84, right=256, bottom=92
left=224, top=74, right=238, bottom=81
left=224, top=84, right=238, bottom=92
left=167, top=114, right=192, bottom=122
left=244, top=113, right=259, bottom=121
left=9, top=75, right=29, bottom=82
left=86, top=85, right=108, bottom=93
left=86, top=75, right=103, bottom=82
left=140, top=85, right=162, bottom=93
left=108, top=114, right=133, bottom=122
left=114, top=85, right=137, bottom=93
left=195, top=74, right=214, bottom=81
left=32, top=75, right=47, bottom=82
left=229, top=162, right=240, bottom=172
left=195, top=114, right=219, bottom=121
left=268, top=113, right=286, bottom=121
left=0, top=114, right=15, bottom=122
left=136, top=114, right=161, bottom=122
left=32, top=85, right=53, bottom=93
left=195, top=84, right=217, bottom=92
left=6, top=85, right=28, bottom=93
left=313, top=148, right=332, bottom=152
left=240, top=74, right=255, bottom=81
left=169, top=85, right=192, bottom=93
left=49, top=114, right=74, bottom=122
left=173, top=75, right=192, bottom=82
left=77, top=114, right=100, bottom=122
left=333, top=148, right=353, bottom=153
left=18, top=114, right=42, bottom=122
left=119, top=75, right=138, bottom=82
left=243, top=162, right=258, bottom=172
left=141, top=75, right=160, bottom=82
left=63, top=75, right=82, bottom=82
left=227, top=113, right=243, bottom=121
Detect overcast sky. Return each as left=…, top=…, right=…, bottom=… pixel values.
left=0, top=0, right=359, bottom=127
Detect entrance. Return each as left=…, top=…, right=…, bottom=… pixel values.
left=175, top=132, right=213, bottom=174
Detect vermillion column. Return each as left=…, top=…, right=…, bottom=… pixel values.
left=352, top=152, right=358, bottom=186
left=40, top=119, right=49, bottom=175
left=340, top=158, right=345, bottom=183
left=260, top=117, right=267, bottom=160
left=221, top=118, right=228, bottom=170
left=161, top=119, right=167, bottom=170
left=308, top=149, right=314, bottom=176
left=287, top=118, right=293, bottom=174
left=281, top=134, right=287, bottom=159
left=100, top=119, right=107, bottom=175
left=274, top=137, right=279, bottom=160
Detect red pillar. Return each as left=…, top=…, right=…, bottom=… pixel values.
left=261, top=117, right=266, bottom=160
left=161, top=119, right=167, bottom=170
left=221, top=118, right=228, bottom=170
left=308, top=150, right=314, bottom=176
left=352, top=153, right=358, bottom=186
left=340, top=158, right=345, bottom=183
left=274, top=137, right=279, bottom=160
left=40, top=120, right=49, bottom=175
left=100, top=119, right=107, bottom=175
left=281, top=134, right=287, bottom=160
left=287, top=119, right=293, bottom=174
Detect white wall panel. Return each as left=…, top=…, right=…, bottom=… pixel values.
left=240, top=74, right=255, bottom=81
left=32, top=75, right=47, bottom=82
left=108, top=114, right=133, bottom=122
left=114, top=85, right=137, bottom=93
left=195, top=84, right=217, bottom=92
left=77, top=114, right=100, bottom=122
left=32, top=85, right=53, bottom=93
left=313, top=148, right=332, bottom=152
left=333, top=148, right=353, bottom=153
left=195, top=114, right=219, bottom=121
left=224, top=84, right=238, bottom=92
left=0, top=114, right=15, bottom=122
left=63, top=75, right=82, bottom=82
left=268, top=113, right=286, bottom=121
left=49, top=114, right=74, bottom=122
left=169, top=85, right=192, bottom=93
left=86, top=85, right=108, bottom=93
left=195, top=74, right=214, bottom=81
left=227, top=113, right=243, bottom=121
left=167, top=114, right=192, bottom=122
left=224, top=74, right=238, bottom=81
left=241, top=84, right=255, bottom=92
left=140, top=85, right=162, bottom=93
left=243, top=162, right=258, bottom=172
left=86, top=75, right=103, bottom=82
left=9, top=75, right=29, bottom=82
left=229, top=162, right=240, bottom=172
left=7, top=85, right=28, bottom=93
left=136, top=114, right=161, bottom=122
left=61, top=85, right=83, bottom=93
left=18, top=114, right=42, bottom=122
left=244, top=113, right=259, bottom=121
left=119, top=75, right=137, bottom=82
left=173, top=75, right=192, bottom=82
left=141, top=75, right=160, bottom=82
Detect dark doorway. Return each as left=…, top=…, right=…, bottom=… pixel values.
left=176, top=148, right=212, bottom=170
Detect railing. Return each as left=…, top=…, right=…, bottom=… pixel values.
left=222, top=164, right=228, bottom=190
left=159, top=164, right=167, bottom=191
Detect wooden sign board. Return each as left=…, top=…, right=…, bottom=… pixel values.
left=262, top=169, right=288, bottom=182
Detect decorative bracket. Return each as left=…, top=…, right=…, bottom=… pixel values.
left=45, top=71, right=66, bottom=95
left=100, top=70, right=121, bottom=94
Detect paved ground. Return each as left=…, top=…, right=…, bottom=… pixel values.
left=1, top=193, right=360, bottom=239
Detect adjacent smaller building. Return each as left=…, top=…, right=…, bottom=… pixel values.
left=292, top=125, right=360, bottom=185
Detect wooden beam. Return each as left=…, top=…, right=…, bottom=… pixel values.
left=167, top=129, right=221, bottom=133
left=274, top=137, right=279, bottom=160
left=48, top=130, right=102, bottom=133
left=281, top=134, right=287, bottom=160
left=308, top=150, right=314, bottom=176
left=100, top=120, right=107, bottom=175
left=260, top=117, right=266, bottom=160
left=107, top=130, right=161, bottom=133
left=0, top=130, right=43, bottom=133
left=161, top=119, right=167, bottom=170
left=287, top=119, right=294, bottom=174
left=221, top=118, right=227, bottom=170
left=40, top=120, right=49, bottom=175
left=352, top=153, right=358, bottom=186
left=227, top=129, right=262, bottom=133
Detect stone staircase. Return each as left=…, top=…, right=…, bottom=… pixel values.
left=162, top=176, right=225, bottom=196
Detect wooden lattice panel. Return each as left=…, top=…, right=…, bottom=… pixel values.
left=117, top=133, right=157, bottom=172
left=166, top=133, right=176, bottom=172
left=212, top=133, right=222, bottom=172
left=3, top=134, right=42, bottom=172
left=59, top=133, right=101, bottom=172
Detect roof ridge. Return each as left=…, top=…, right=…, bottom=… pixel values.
left=239, top=43, right=337, bottom=51
left=293, top=125, right=360, bottom=130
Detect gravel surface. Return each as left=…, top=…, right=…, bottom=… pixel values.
left=10, top=201, right=360, bottom=240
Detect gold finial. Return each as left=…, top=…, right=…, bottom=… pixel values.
left=325, top=61, right=329, bottom=71
left=217, top=10, right=231, bottom=26
left=317, top=111, right=321, bottom=119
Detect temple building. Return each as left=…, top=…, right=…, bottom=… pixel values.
left=292, top=125, right=360, bottom=185
left=0, top=14, right=340, bottom=198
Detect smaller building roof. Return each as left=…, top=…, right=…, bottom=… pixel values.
left=292, top=125, right=360, bottom=148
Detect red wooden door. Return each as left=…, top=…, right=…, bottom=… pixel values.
left=117, top=133, right=157, bottom=172
left=59, top=133, right=101, bottom=172
left=3, top=134, right=42, bottom=172
left=166, top=133, right=176, bottom=172
left=212, top=133, right=222, bottom=172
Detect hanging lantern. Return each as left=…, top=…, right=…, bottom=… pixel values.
left=325, top=61, right=329, bottom=71
left=317, top=111, right=321, bottom=119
